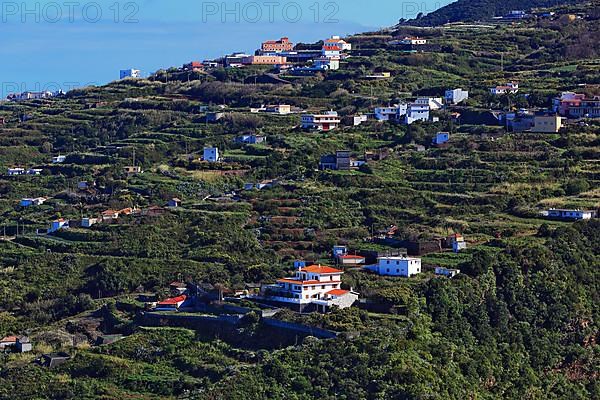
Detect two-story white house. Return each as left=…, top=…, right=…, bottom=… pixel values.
left=301, top=111, right=341, bottom=131
left=416, top=97, right=444, bottom=110
left=445, top=88, right=469, bottom=104
left=257, top=264, right=358, bottom=312
left=364, top=256, right=422, bottom=277
left=405, top=104, right=430, bottom=125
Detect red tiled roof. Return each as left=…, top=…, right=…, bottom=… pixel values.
left=327, top=289, right=349, bottom=296
left=0, top=336, right=17, bottom=343
left=277, top=278, right=342, bottom=286
left=158, top=295, right=187, bottom=305
left=300, top=265, right=343, bottom=274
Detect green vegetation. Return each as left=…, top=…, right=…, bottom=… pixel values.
left=0, top=1, right=598, bottom=399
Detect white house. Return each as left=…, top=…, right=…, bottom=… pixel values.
left=257, top=264, right=358, bottom=312
left=167, top=198, right=181, bottom=208
left=203, top=147, right=220, bottom=162
left=155, top=295, right=188, bottom=311
left=399, top=36, right=427, bottom=45
left=120, top=69, right=141, bottom=79
left=490, top=82, right=519, bottom=95
left=405, top=104, right=430, bottom=124
left=350, top=114, right=368, bottom=126
left=20, top=197, right=46, bottom=207
left=314, top=57, right=340, bottom=70
left=27, top=168, right=43, bottom=175
left=52, top=155, right=66, bottom=164
left=433, top=132, right=450, bottom=145
left=448, top=233, right=467, bottom=252
left=416, top=97, right=444, bottom=110
left=324, top=35, right=352, bottom=51
left=301, top=111, right=340, bottom=131
left=265, top=104, right=291, bottom=114
left=445, top=88, right=469, bottom=104
left=321, top=46, right=342, bottom=59
left=7, top=168, right=25, bottom=176
left=435, top=267, right=461, bottom=278
left=543, top=209, right=597, bottom=220
left=332, top=245, right=348, bottom=258
left=81, top=218, right=99, bottom=228
left=48, top=219, right=69, bottom=233
left=235, top=134, right=266, bottom=144
left=365, top=256, right=422, bottom=277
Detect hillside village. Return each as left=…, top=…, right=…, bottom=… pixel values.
left=0, top=1, right=598, bottom=399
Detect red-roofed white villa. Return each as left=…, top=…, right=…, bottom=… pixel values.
left=255, top=264, right=359, bottom=312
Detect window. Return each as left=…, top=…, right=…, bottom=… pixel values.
left=386, top=269, right=390, bottom=273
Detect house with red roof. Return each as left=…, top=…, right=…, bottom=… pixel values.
left=0, top=336, right=17, bottom=349
left=256, top=264, right=359, bottom=312
left=324, top=35, right=351, bottom=51
left=155, top=295, right=188, bottom=311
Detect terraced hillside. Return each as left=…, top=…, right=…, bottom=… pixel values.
left=0, top=3, right=598, bottom=399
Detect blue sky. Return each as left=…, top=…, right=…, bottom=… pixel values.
left=0, top=0, right=451, bottom=97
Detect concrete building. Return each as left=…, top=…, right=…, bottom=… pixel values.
left=398, top=36, right=427, bottom=45
left=405, top=103, right=430, bottom=124
left=445, top=88, right=469, bottom=104
left=314, top=57, right=340, bottom=70
left=490, top=82, right=519, bottom=95
left=20, top=197, right=46, bottom=207
left=261, top=37, right=294, bottom=52
left=120, top=69, right=141, bottom=79
left=532, top=115, right=563, bottom=133
left=375, top=105, right=405, bottom=121
left=301, top=111, right=340, bottom=131
left=265, top=104, right=291, bottom=114
left=48, top=219, right=69, bottom=233
left=324, top=35, right=352, bottom=51
left=435, top=267, right=461, bottom=278
left=337, top=255, right=366, bottom=266
left=543, top=209, right=597, bottom=220
left=448, top=233, right=467, bottom=253
left=16, top=336, right=32, bottom=353
left=242, top=55, right=287, bottom=65
left=433, top=132, right=450, bottom=145
left=257, top=264, right=359, bottom=312
left=553, top=92, right=600, bottom=118
left=203, top=147, right=220, bottom=162
left=235, top=134, right=266, bottom=144
left=416, top=97, right=444, bottom=110
left=52, top=155, right=66, bottom=163
left=365, top=256, right=422, bottom=277
left=81, top=218, right=99, bottom=228
left=223, top=53, right=252, bottom=68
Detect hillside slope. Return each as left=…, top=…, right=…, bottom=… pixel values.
left=402, top=0, right=582, bottom=26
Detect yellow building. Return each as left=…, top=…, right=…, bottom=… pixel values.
left=532, top=115, right=563, bottom=133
